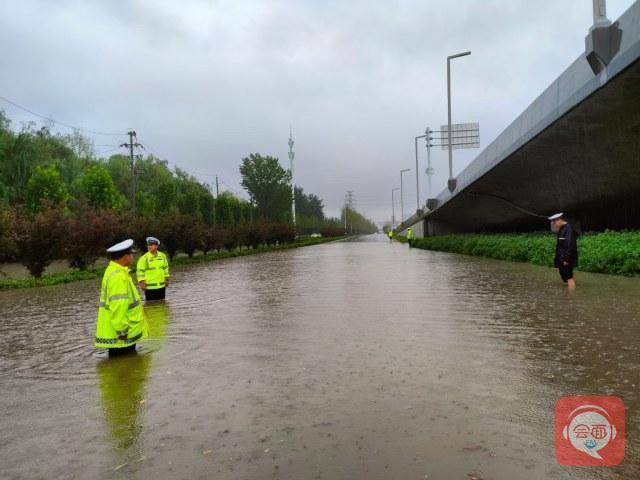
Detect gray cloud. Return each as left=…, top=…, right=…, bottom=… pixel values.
left=0, top=0, right=633, bottom=222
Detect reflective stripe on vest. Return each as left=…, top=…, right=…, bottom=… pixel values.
left=109, top=293, right=129, bottom=302
left=95, top=332, right=143, bottom=345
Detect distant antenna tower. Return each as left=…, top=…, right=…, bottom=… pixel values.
left=288, top=125, right=296, bottom=228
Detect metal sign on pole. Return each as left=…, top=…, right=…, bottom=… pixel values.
left=424, top=122, right=480, bottom=211
left=439, top=123, right=480, bottom=150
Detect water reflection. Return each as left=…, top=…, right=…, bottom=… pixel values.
left=96, top=302, right=169, bottom=460
left=145, top=302, right=169, bottom=342
left=97, top=352, right=151, bottom=455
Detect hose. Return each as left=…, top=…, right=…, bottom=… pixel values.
left=463, top=191, right=548, bottom=219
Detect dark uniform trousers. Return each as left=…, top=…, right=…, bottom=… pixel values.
left=145, top=287, right=166, bottom=301
left=554, top=223, right=578, bottom=282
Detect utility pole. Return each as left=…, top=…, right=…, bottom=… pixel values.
left=425, top=127, right=434, bottom=198
left=215, top=175, right=219, bottom=198
left=344, top=195, right=348, bottom=232
left=288, top=126, right=296, bottom=229
left=391, top=187, right=399, bottom=227
left=400, top=168, right=410, bottom=223
left=345, top=190, right=354, bottom=234
left=120, top=130, right=143, bottom=213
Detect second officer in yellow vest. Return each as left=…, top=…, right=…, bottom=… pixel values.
left=136, top=236, right=170, bottom=301
left=406, top=227, right=414, bottom=248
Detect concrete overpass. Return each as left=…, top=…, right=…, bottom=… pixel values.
left=401, top=0, right=640, bottom=236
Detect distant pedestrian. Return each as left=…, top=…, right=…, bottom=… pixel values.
left=388, top=230, right=394, bottom=242
left=549, top=213, right=578, bottom=290
left=406, top=228, right=414, bottom=248
left=137, top=236, right=170, bottom=301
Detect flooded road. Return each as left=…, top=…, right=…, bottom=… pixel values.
left=1, top=234, right=639, bottom=479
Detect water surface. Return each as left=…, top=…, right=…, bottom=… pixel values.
left=1, top=235, right=638, bottom=479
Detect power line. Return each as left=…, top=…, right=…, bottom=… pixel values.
left=0, top=97, right=251, bottom=202
left=0, top=94, right=127, bottom=136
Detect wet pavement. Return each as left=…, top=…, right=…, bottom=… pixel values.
left=0, top=234, right=639, bottom=479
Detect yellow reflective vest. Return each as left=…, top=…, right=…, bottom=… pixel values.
left=136, top=251, right=170, bottom=290
left=407, top=229, right=414, bottom=239
left=95, top=261, right=148, bottom=349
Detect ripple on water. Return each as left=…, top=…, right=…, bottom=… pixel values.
left=1, top=238, right=640, bottom=480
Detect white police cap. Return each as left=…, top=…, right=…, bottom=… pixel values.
left=146, top=236, right=160, bottom=245
left=106, top=238, right=135, bottom=253
left=548, top=212, right=564, bottom=221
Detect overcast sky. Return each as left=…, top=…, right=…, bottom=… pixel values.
left=0, top=0, right=633, bottom=222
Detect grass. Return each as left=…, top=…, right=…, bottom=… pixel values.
left=404, top=231, right=640, bottom=277
left=0, top=236, right=347, bottom=291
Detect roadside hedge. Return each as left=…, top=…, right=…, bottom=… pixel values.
left=409, top=231, right=640, bottom=277
left=0, top=202, right=334, bottom=279
left=0, top=235, right=345, bottom=291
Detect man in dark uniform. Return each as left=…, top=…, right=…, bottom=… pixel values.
left=549, top=213, right=578, bottom=290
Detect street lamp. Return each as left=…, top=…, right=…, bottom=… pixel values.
left=391, top=187, right=400, bottom=227
left=400, top=168, right=411, bottom=223
left=447, top=51, right=471, bottom=192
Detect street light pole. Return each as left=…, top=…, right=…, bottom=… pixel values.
left=391, top=187, right=399, bottom=227
left=447, top=51, right=471, bottom=192
left=400, top=168, right=411, bottom=223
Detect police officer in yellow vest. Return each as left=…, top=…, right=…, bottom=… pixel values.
left=406, top=227, right=414, bottom=248
left=388, top=230, right=394, bottom=242
left=136, top=236, right=170, bottom=301
left=95, top=239, right=148, bottom=356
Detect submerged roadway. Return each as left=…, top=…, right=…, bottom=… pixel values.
left=0, top=235, right=638, bottom=479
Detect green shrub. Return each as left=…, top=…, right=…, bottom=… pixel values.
left=411, top=231, right=640, bottom=276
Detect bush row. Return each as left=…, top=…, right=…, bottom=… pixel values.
left=410, top=231, right=640, bottom=276
left=0, top=203, right=317, bottom=278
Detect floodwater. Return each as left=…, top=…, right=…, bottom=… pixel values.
left=0, top=235, right=639, bottom=480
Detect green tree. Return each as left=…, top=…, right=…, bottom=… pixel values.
left=76, top=163, right=123, bottom=210
left=106, top=154, right=133, bottom=205
left=0, top=122, right=75, bottom=204
left=341, top=207, right=378, bottom=234
left=26, top=165, right=68, bottom=212
left=214, top=191, right=253, bottom=227
left=240, top=153, right=292, bottom=222
left=295, top=186, right=324, bottom=220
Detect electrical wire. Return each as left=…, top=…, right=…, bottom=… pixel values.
left=0, top=94, right=126, bottom=136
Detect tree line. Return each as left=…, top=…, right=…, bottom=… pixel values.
left=0, top=111, right=377, bottom=277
